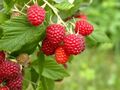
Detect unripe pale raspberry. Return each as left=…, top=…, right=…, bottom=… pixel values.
left=63, top=34, right=85, bottom=55
left=46, top=24, right=65, bottom=44
left=55, top=46, right=69, bottom=64
left=41, top=38, right=58, bottom=55
left=75, top=20, right=94, bottom=36
left=27, top=4, right=45, bottom=26
left=16, top=53, right=30, bottom=66
left=0, top=60, right=21, bottom=79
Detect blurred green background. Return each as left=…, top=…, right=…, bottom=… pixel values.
left=55, top=0, right=120, bottom=90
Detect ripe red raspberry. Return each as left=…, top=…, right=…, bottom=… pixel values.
left=0, top=86, right=9, bottom=90
left=46, top=24, right=65, bottom=44
left=75, top=20, right=94, bottom=36
left=0, top=60, right=21, bottom=79
left=55, top=46, right=69, bottom=64
left=41, top=38, right=58, bottom=55
left=63, top=34, right=85, bottom=55
left=7, top=74, right=22, bottom=90
left=74, top=13, right=87, bottom=20
left=0, top=51, right=5, bottom=64
left=0, top=78, right=3, bottom=84
left=27, top=4, right=45, bottom=26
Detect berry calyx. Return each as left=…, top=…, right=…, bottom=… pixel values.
left=75, top=20, right=94, bottom=36
left=27, top=4, right=45, bottom=26
left=41, top=38, right=58, bottom=55
left=63, top=34, right=85, bottom=55
left=55, top=46, right=69, bottom=64
left=46, top=24, right=65, bottom=44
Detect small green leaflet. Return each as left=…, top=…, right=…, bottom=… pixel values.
left=55, top=1, right=74, bottom=10
left=36, top=77, right=55, bottom=90
left=88, top=30, right=110, bottom=43
left=0, top=16, right=45, bottom=53
left=42, top=56, right=69, bottom=80
left=0, top=12, right=9, bottom=24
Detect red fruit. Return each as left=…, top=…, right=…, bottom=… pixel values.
left=7, top=74, right=23, bottom=90
left=55, top=46, right=69, bottom=64
left=75, top=20, right=94, bottom=36
left=0, top=86, right=9, bottom=90
left=0, top=78, right=3, bottom=84
left=63, top=34, right=85, bottom=55
left=63, top=64, right=67, bottom=69
left=74, top=13, right=87, bottom=20
left=27, top=4, right=45, bottom=26
left=41, top=38, right=58, bottom=55
left=0, top=51, right=5, bottom=64
left=0, top=60, right=21, bottom=79
left=46, top=24, right=65, bottom=44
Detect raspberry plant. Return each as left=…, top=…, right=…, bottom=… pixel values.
left=0, top=0, right=110, bottom=90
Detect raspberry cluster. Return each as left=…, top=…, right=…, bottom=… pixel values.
left=41, top=24, right=86, bottom=64
left=40, top=13, right=93, bottom=64
left=0, top=51, right=22, bottom=90
left=1, top=2, right=94, bottom=89
left=26, top=4, right=94, bottom=64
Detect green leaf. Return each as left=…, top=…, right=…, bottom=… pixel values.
left=23, top=68, right=31, bottom=90
left=60, top=0, right=82, bottom=19
left=55, top=1, right=74, bottom=10
left=42, top=56, right=69, bottom=80
left=36, top=76, right=55, bottom=90
left=31, top=68, right=39, bottom=87
left=88, top=30, right=110, bottom=43
left=32, top=53, right=45, bottom=75
left=86, top=36, right=98, bottom=47
left=0, top=12, right=9, bottom=24
left=0, top=16, right=45, bottom=54
left=3, top=0, right=16, bottom=12
left=26, top=83, right=34, bottom=90
left=0, top=27, right=3, bottom=38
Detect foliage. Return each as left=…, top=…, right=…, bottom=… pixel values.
left=0, top=0, right=119, bottom=90
left=55, top=0, right=120, bottom=90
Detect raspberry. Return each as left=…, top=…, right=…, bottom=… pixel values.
left=41, top=38, right=58, bottom=55
left=46, top=24, right=65, bottom=44
left=0, top=60, right=21, bottom=79
left=0, top=78, right=3, bottom=84
left=75, top=20, right=94, bottom=36
left=63, top=34, right=85, bottom=55
left=0, top=86, right=9, bottom=90
left=27, top=4, right=45, bottom=26
left=55, top=46, right=69, bottom=64
left=74, top=13, right=87, bottom=20
left=6, top=74, right=23, bottom=90
left=0, top=51, right=5, bottom=64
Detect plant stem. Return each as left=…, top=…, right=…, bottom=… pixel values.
left=21, top=0, right=32, bottom=11
left=43, top=0, right=67, bottom=27
left=13, top=5, right=26, bottom=15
